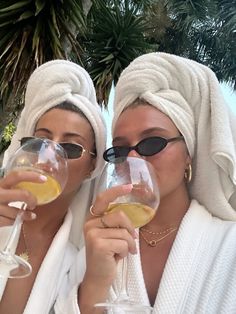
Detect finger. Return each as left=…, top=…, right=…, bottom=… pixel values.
left=89, top=184, right=133, bottom=217
left=0, top=189, right=37, bottom=210
left=100, top=228, right=137, bottom=255
left=86, top=210, right=137, bottom=239
left=101, top=211, right=137, bottom=239
left=132, top=183, right=158, bottom=205
left=0, top=205, right=36, bottom=226
left=20, top=210, right=37, bottom=221
left=0, top=210, right=36, bottom=226
left=86, top=230, right=135, bottom=259
left=1, top=170, right=47, bottom=189
left=0, top=204, right=19, bottom=221
left=0, top=216, right=15, bottom=227
left=84, top=238, right=129, bottom=283
left=98, top=239, right=130, bottom=260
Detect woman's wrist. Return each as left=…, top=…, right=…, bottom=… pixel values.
left=78, top=277, right=110, bottom=314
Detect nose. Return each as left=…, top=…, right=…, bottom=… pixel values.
left=127, top=149, right=142, bottom=158
left=50, top=137, right=61, bottom=144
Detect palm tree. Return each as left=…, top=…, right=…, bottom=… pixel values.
left=0, top=0, right=92, bottom=156
left=197, top=0, right=236, bottom=88
left=0, top=0, right=87, bottom=133
left=142, top=0, right=235, bottom=86
left=81, top=0, right=153, bottom=105
left=80, top=0, right=235, bottom=107
left=0, top=0, right=235, bottom=156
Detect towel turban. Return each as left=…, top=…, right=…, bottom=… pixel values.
left=112, top=52, right=236, bottom=220
left=3, top=59, right=107, bottom=248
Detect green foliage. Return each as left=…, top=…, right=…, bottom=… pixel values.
left=0, top=121, right=16, bottom=155
left=2, top=122, right=16, bottom=142
left=81, top=0, right=155, bottom=105
left=0, top=0, right=85, bottom=121
left=0, top=0, right=235, bottom=150
left=143, top=0, right=235, bottom=88
left=80, top=0, right=235, bottom=105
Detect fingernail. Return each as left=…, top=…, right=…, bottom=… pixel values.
left=30, top=212, right=37, bottom=219
left=122, top=184, right=133, bottom=192
left=39, top=175, right=47, bottom=181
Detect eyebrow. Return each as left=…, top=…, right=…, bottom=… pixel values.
left=34, top=128, right=87, bottom=141
left=113, top=127, right=168, bottom=143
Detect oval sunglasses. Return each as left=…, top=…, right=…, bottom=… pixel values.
left=19, top=136, right=96, bottom=159
left=103, top=136, right=184, bottom=162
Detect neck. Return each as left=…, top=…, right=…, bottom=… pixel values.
left=27, top=193, right=74, bottom=236
left=147, top=184, right=190, bottom=230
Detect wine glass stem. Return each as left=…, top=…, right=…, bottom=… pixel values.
left=2, top=203, right=26, bottom=255
left=117, top=256, right=130, bottom=301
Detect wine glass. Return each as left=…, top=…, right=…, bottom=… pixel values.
left=95, top=156, right=160, bottom=313
left=0, top=138, right=68, bottom=278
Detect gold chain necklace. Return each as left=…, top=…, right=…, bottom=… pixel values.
left=139, top=227, right=177, bottom=247
left=19, top=224, right=30, bottom=262
left=141, top=226, right=177, bottom=235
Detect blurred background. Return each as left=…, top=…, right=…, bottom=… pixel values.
left=0, top=0, right=235, bottom=162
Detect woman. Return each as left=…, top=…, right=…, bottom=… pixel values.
left=56, top=52, right=236, bottom=313
left=0, top=60, right=106, bottom=314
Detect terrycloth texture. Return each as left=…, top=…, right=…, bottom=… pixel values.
left=0, top=211, right=78, bottom=313
left=53, top=248, right=86, bottom=314
left=53, top=200, right=236, bottom=313
left=112, top=52, right=236, bottom=220
left=2, top=60, right=106, bottom=248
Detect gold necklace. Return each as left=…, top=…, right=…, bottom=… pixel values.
left=19, top=224, right=30, bottom=262
left=139, top=227, right=177, bottom=247
left=141, top=226, right=177, bottom=236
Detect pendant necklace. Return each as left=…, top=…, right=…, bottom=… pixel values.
left=139, top=226, right=177, bottom=247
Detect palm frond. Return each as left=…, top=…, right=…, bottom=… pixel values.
left=0, top=0, right=86, bottom=132
left=82, top=0, right=153, bottom=105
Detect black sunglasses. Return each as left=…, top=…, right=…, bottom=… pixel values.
left=20, top=137, right=96, bottom=160
left=103, top=136, right=184, bottom=162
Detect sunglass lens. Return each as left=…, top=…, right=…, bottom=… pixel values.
left=103, top=148, right=116, bottom=162
left=20, top=137, right=42, bottom=152
left=138, top=137, right=167, bottom=156
left=103, top=147, right=130, bottom=162
left=20, top=137, right=33, bottom=146
left=60, top=143, right=83, bottom=159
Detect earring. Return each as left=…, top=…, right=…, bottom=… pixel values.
left=184, top=164, right=192, bottom=183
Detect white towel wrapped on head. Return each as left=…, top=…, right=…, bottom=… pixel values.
left=3, top=59, right=107, bottom=248
left=113, top=52, right=236, bottom=220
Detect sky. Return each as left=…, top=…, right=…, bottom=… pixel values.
left=102, top=83, right=236, bottom=147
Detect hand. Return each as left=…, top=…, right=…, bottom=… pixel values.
left=78, top=184, right=137, bottom=311
left=0, top=170, right=46, bottom=226
left=132, top=182, right=158, bottom=206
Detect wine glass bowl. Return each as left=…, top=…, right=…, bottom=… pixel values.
left=6, top=138, right=68, bottom=205
left=0, top=138, right=68, bottom=278
left=101, top=157, right=159, bottom=228
left=95, top=157, right=159, bottom=312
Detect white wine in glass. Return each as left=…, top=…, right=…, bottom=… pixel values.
left=95, top=157, right=160, bottom=312
left=107, top=202, right=156, bottom=228
left=0, top=138, right=68, bottom=278
left=15, top=167, right=62, bottom=205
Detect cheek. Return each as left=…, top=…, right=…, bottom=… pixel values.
left=64, top=160, right=92, bottom=193
left=148, top=149, right=188, bottom=197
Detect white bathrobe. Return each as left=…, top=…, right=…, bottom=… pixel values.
left=0, top=59, right=106, bottom=312
left=52, top=52, right=236, bottom=314
left=54, top=200, right=236, bottom=313
left=0, top=210, right=77, bottom=314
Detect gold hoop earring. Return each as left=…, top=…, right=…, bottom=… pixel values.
left=184, top=164, right=192, bottom=183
